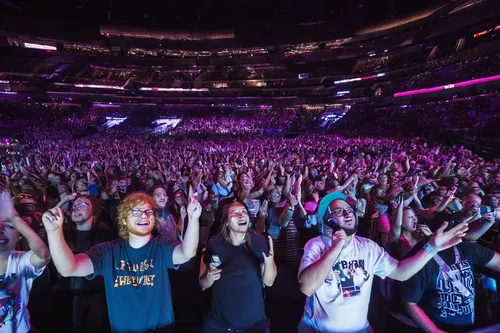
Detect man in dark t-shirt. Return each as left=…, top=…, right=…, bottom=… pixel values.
left=63, top=195, right=113, bottom=333
left=397, top=240, right=500, bottom=332
left=43, top=192, right=202, bottom=333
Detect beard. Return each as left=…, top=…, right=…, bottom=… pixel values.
left=323, top=216, right=358, bottom=237
left=343, top=221, right=358, bottom=236
left=127, top=223, right=154, bottom=237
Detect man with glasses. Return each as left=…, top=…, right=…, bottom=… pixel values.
left=429, top=194, right=495, bottom=241
left=42, top=192, right=201, bottom=333
left=64, top=195, right=112, bottom=333
left=298, top=192, right=469, bottom=333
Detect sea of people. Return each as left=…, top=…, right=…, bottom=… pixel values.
left=1, top=109, right=500, bottom=333
left=336, top=92, right=500, bottom=138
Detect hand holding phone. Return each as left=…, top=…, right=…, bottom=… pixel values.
left=211, top=255, right=221, bottom=267
left=325, top=218, right=342, bottom=233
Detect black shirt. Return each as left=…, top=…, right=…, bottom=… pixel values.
left=203, top=233, right=268, bottom=329
left=397, top=240, right=494, bottom=332
left=68, top=222, right=113, bottom=294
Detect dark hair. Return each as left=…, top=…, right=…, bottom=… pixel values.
left=219, top=201, right=252, bottom=252
left=74, top=194, right=102, bottom=221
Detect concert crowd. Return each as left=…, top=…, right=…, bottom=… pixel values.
left=1, top=116, right=500, bottom=333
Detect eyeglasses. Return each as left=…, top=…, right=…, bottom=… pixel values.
left=130, top=209, right=155, bottom=217
left=17, top=193, right=35, bottom=200
left=329, top=207, right=354, bottom=218
left=72, top=202, right=90, bottom=210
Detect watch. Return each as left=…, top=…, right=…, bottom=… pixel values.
left=423, top=242, right=436, bottom=255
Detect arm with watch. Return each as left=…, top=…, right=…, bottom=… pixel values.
left=278, top=194, right=298, bottom=228
left=388, top=221, right=469, bottom=281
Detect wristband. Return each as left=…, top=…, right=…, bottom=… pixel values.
left=423, top=242, right=436, bottom=254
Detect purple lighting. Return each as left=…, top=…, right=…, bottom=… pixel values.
left=394, top=74, right=500, bottom=98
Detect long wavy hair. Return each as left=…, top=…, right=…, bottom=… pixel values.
left=219, top=201, right=252, bottom=252
left=117, top=193, right=157, bottom=240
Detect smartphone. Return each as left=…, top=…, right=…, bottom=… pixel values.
left=211, top=255, right=221, bottom=267
left=480, top=206, right=492, bottom=215
left=325, top=218, right=342, bottom=233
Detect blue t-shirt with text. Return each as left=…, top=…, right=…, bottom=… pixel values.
left=86, top=237, right=179, bottom=333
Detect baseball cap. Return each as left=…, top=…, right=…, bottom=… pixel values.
left=317, top=191, right=347, bottom=224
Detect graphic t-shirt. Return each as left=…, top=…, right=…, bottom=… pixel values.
left=0, top=251, right=45, bottom=333
left=203, top=234, right=268, bottom=329
left=86, top=237, right=179, bottom=333
left=298, top=235, right=398, bottom=333
left=397, top=241, right=494, bottom=331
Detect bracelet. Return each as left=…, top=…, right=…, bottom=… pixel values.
left=423, top=242, right=436, bottom=255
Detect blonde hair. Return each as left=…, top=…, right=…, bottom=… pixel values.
left=117, top=193, right=157, bottom=239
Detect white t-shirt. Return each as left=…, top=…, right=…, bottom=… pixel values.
left=298, top=235, right=398, bottom=333
left=0, top=251, right=45, bottom=333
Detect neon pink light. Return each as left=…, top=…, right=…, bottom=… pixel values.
left=394, top=74, right=500, bottom=98
left=24, top=43, right=57, bottom=51
left=139, top=87, right=208, bottom=92
left=74, top=84, right=124, bottom=90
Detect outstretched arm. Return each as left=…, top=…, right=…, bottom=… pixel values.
left=42, top=207, right=94, bottom=277
left=173, top=192, right=201, bottom=265
left=389, top=222, right=468, bottom=281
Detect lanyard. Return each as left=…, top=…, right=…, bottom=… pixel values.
left=432, top=246, right=471, bottom=297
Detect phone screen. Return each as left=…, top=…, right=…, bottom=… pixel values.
left=211, top=255, right=221, bottom=267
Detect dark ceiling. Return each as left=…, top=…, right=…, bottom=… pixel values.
left=1, top=0, right=449, bottom=30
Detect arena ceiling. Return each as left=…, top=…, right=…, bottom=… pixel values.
left=1, top=0, right=450, bottom=30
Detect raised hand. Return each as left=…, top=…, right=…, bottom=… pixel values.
left=67, top=192, right=78, bottom=201
left=259, top=200, right=269, bottom=215
left=262, top=236, right=274, bottom=264
left=288, top=193, right=299, bottom=207
left=0, top=191, right=17, bottom=221
left=429, top=221, right=468, bottom=252
left=42, top=207, right=65, bottom=233
left=312, top=191, right=320, bottom=203
left=0, top=176, right=9, bottom=192
left=396, top=192, right=405, bottom=207
left=187, top=198, right=202, bottom=220
left=417, top=224, right=433, bottom=237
